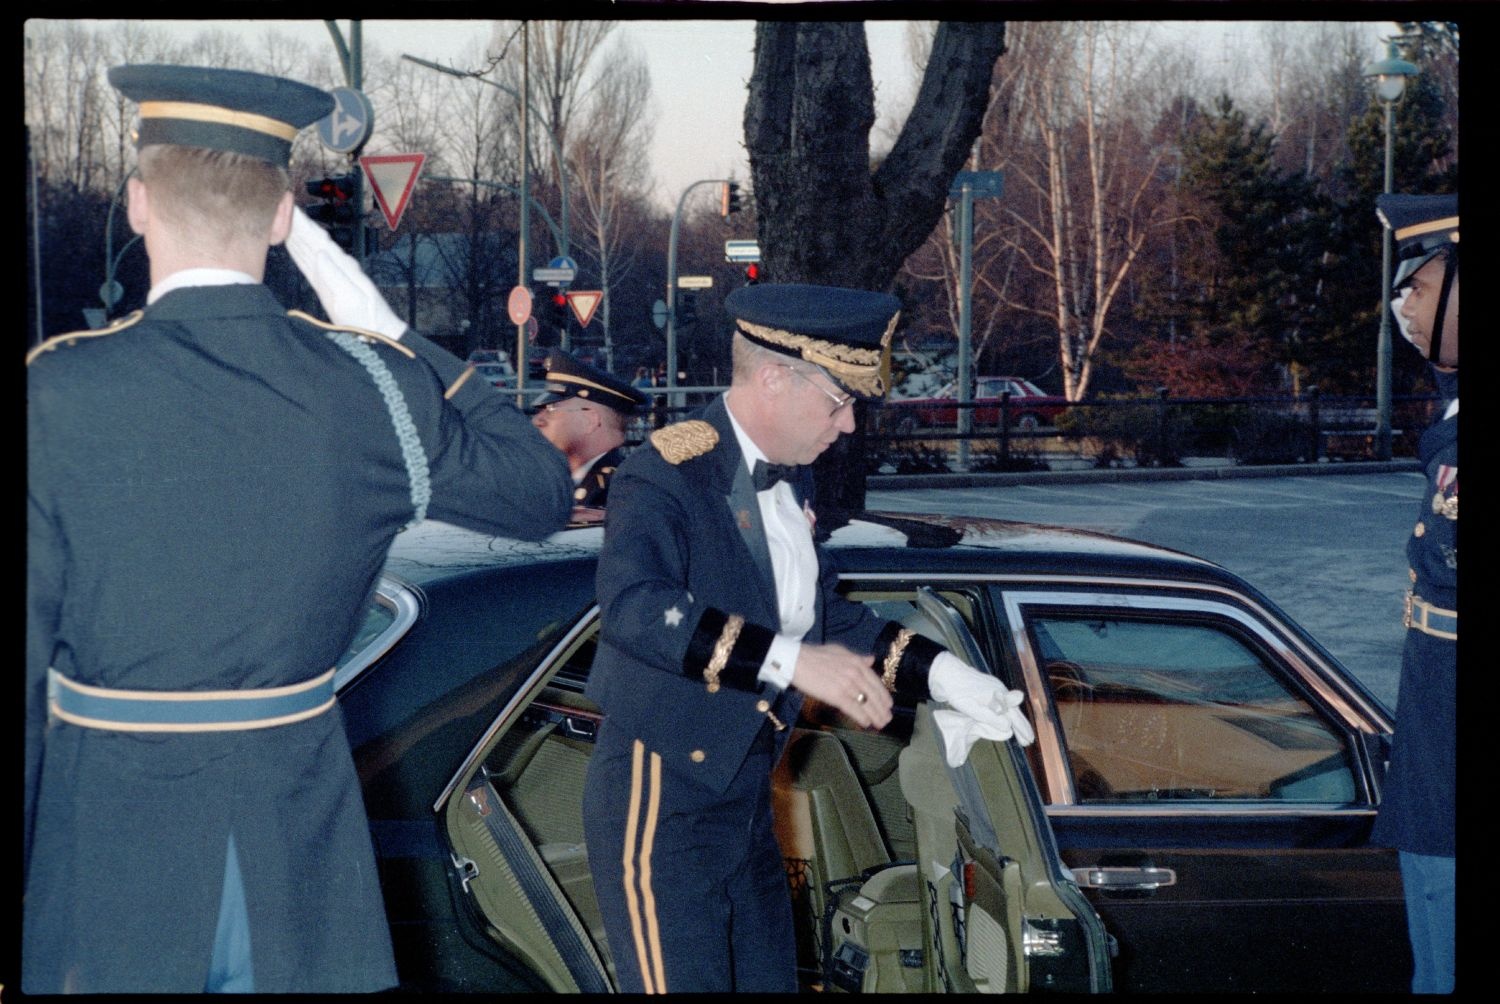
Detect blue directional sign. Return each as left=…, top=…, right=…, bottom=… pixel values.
left=536, top=255, right=578, bottom=288
left=948, top=170, right=1004, bottom=199
left=317, top=87, right=374, bottom=155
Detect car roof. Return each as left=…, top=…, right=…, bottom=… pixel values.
left=383, top=512, right=1233, bottom=590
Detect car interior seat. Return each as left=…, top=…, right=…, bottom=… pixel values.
left=773, top=728, right=927, bottom=992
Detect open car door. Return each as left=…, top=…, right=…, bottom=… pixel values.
left=775, top=583, right=1113, bottom=992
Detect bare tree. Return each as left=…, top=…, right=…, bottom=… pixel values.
left=743, top=20, right=1005, bottom=508
left=745, top=21, right=1005, bottom=291
left=985, top=22, right=1181, bottom=401
left=24, top=21, right=111, bottom=192
left=566, top=40, right=657, bottom=372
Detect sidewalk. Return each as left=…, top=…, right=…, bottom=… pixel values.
left=867, top=457, right=1421, bottom=491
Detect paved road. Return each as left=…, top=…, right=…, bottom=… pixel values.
left=868, top=471, right=1426, bottom=709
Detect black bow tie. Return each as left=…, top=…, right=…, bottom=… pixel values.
left=752, top=460, right=797, bottom=492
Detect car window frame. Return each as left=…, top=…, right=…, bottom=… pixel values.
left=434, top=603, right=603, bottom=813
left=334, top=574, right=423, bottom=691
left=995, top=587, right=1388, bottom=814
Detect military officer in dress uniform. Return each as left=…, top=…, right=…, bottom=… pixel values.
left=24, top=65, right=571, bottom=994
left=1369, top=193, right=1458, bottom=993
left=581, top=283, right=1034, bottom=993
left=531, top=349, right=646, bottom=514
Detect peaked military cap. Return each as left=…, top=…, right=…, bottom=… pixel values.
left=724, top=283, right=901, bottom=399
left=533, top=350, right=646, bottom=415
left=1376, top=193, right=1459, bottom=288
left=108, top=64, right=335, bottom=168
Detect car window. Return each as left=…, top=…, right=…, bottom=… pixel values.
left=334, top=579, right=420, bottom=690
left=1023, top=610, right=1356, bottom=805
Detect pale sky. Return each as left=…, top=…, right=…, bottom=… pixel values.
left=48, top=18, right=1397, bottom=214
left=61, top=18, right=921, bottom=213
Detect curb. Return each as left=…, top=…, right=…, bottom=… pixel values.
left=867, top=459, right=1422, bottom=491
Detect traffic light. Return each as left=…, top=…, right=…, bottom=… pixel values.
left=305, top=174, right=360, bottom=253
left=677, top=290, right=698, bottom=327
left=534, top=288, right=571, bottom=336
left=744, top=263, right=761, bottom=285
left=720, top=180, right=742, bottom=217
left=306, top=174, right=356, bottom=203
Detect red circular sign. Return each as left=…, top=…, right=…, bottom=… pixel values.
left=507, top=286, right=533, bottom=325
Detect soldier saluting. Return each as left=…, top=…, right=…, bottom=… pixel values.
left=24, top=64, right=571, bottom=993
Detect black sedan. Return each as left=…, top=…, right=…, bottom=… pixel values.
left=334, top=512, right=1408, bottom=994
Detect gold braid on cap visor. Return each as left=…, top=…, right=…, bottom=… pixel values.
left=137, top=101, right=301, bottom=141
left=736, top=313, right=899, bottom=398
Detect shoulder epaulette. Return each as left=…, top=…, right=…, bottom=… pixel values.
left=26, top=311, right=145, bottom=366
left=650, top=420, right=719, bottom=464
left=287, top=310, right=416, bottom=359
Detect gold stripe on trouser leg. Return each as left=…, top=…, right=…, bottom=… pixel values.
left=623, top=741, right=655, bottom=993
left=640, top=750, right=666, bottom=992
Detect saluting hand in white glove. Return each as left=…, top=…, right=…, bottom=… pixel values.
left=284, top=205, right=408, bottom=340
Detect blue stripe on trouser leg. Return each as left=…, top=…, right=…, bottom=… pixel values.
left=205, top=832, right=254, bottom=992
left=583, top=732, right=798, bottom=992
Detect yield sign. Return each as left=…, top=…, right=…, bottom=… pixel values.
left=566, top=290, right=603, bottom=327
left=359, top=152, right=426, bottom=230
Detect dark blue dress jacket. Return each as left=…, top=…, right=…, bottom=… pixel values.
left=1372, top=410, right=1457, bottom=857
left=586, top=396, right=936, bottom=794
left=25, top=284, right=572, bottom=992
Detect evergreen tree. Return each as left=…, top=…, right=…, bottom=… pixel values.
left=1129, top=95, right=1325, bottom=396
left=1311, top=26, right=1456, bottom=396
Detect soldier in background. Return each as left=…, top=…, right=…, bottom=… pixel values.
left=531, top=349, right=647, bottom=516
left=1369, top=192, right=1458, bottom=994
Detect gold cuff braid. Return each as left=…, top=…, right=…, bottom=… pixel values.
left=882, top=629, right=915, bottom=692
left=705, top=614, right=745, bottom=693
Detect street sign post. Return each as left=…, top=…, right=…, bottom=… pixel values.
left=948, top=169, right=1005, bottom=473
left=724, top=239, right=761, bottom=262
left=360, top=153, right=426, bottom=230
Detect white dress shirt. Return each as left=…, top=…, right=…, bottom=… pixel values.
left=723, top=402, right=818, bottom=689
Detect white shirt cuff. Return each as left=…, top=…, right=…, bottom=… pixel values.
left=758, top=635, right=801, bottom=690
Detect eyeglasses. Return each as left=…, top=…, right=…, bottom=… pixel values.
left=778, top=364, right=854, bottom=416
left=542, top=402, right=595, bottom=416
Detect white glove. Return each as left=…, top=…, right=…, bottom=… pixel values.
left=928, top=652, right=1034, bottom=767
left=285, top=205, right=407, bottom=340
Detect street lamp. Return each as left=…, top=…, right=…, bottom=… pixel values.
left=401, top=53, right=572, bottom=261
left=1363, top=40, right=1419, bottom=461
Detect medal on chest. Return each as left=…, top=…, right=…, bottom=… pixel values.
left=1431, top=464, right=1458, bottom=521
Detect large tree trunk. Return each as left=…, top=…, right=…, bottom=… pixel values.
left=744, top=21, right=1005, bottom=510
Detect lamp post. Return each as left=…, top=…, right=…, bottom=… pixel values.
left=1363, top=40, right=1419, bottom=461
left=399, top=53, right=571, bottom=260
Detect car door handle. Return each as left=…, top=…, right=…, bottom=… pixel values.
left=1071, top=865, right=1177, bottom=890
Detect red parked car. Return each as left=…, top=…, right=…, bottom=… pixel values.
left=886, top=375, right=1069, bottom=432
